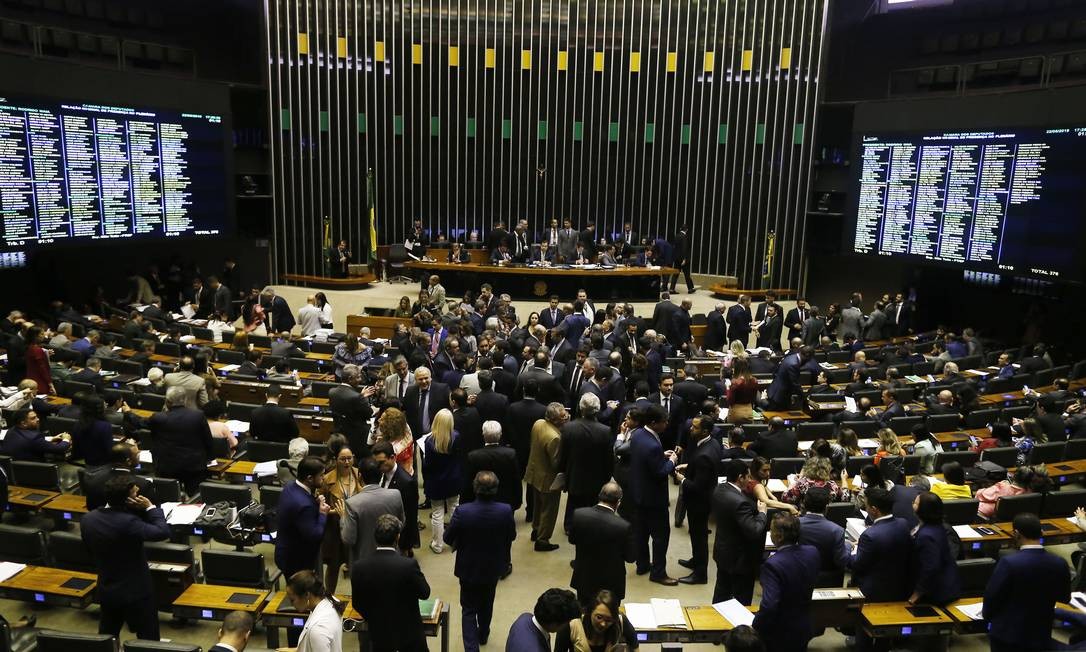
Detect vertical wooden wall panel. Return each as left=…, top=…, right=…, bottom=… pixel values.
left=265, top=0, right=827, bottom=289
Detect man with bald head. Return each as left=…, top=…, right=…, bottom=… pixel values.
left=426, top=275, right=447, bottom=314
left=705, top=303, right=728, bottom=352
left=926, top=390, right=959, bottom=416
left=569, top=482, right=635, bottom=604
left=296, top=295, right=322, bottom=336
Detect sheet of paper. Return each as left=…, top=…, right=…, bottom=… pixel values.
left=712, top=599, right=755, bottom=627
left=925, top=475, right=945, bottom=485
left=226, top=420, right=250, bottom=434
left=0, top=562, right=27, bottom=583
left=650, top=598, right=687, bottom=629
left=1071, top=592, right=1086, bottom=615
left=798, top=440, right=814, bottom=451
left=766, top=478, right=788, bottom=493
left=0, top=429, right=6, bottom=441
left=138, top=450, right=153, bottom=464
left=129, top=377, right=152, bottom=386
left=954, top=602, right=984, bottom=621
left=857, top=438, right=879, bottom=450
left=846, top=518, right=867, bottom=542
left=254, top=461, right=279, bottom=477
left=952, top=525, right=983, bottom=540
left=845, top=396, right=857, bottom=413
left=623, top=603, right=656, bottom=629
left=218, top=364, right=241, bottom=373
left=765, top=531, right=774, bottom=548
left=180, top=304, right=196, bottom=319
left=164, top=503, right=204, bottom=525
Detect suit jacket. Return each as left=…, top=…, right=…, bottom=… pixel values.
left=163, top=370, right=209, bottom=409
left=752, top=544, right=821, bottom=652
left=864, top=310, right=888, bottom=341
left=889, top=484, right=921, bottom=529
left=149, top=406, right=214, bottom=478
left=801, top=317, right=826, bottom=346
left=474, top=390, right=509, bottom=424
left=839, top=307, right=864, bottom=340
left=756, top=313, right=783, bottom=350
left=559, top=418, right=614, bottom=497
left=83, top=467, right=152, bottom=511
left=912, top=523, right=961, bottom=606
left=249, top=402, right=299, bottom=443
left=798, top=512, right=851, bottom=573
left=627, top=426, right=675, bottom=508
left=517, top=367, right=566, bottom=406
left=569, top=504, right=635, bottom=600
left=189, top=286, right=214, bottom=318
left=351, top=548, right=430, bottom=651
left=756, top=301, right=780, bottom=324
left=0, top=427, right=70, bottom=462
left=80, top=505, right=170, bottom=602
left=275, top=481, right=327, bottom=576
left=453, top=406, right=484, bottom=461
left=672, top=380, right=709, bottom=422
left=265, top=295, right=296, bottom=333
left=341, top=485, right=405, bottom=563
left=69, top=367, right=105, bottom=392
left=524, top=419, right=562, bottom=492
left=749, top=429, right=798, bottom=459
left=646, top=392, right=685, bottom=449
left=465, top=444, right=522, bottom=508
left=726, top=304, right=753, bottom=345
left=557, top=229, right=579, bottom=261
left=561, top=313, right=590, bottom=349
left=849, top=516, right=913, bottom=601
left=783, top=307, right=809, bottom=342
left=506, top=612, right=549, bottom=652
left=651, top=301, right=680, bottom=341
left=766, top=352, right=804, bottom=409
left=212, top=285, right=232, bottom=318
left=427, top=283, right=448, bottom=313
left=674, top=309, right=693, bottom=346
left=402, top=382, right=451, bottom=437
left=443, top=498, right=517, bottom=583
left=328, top=384, right=374, bottom=446
left=539, top=307, right=565, bottom=330
left=984, top=547, right=1071, bottom=648
left=384, top=466, right=420, bottom=551
left=705, top=309, right=727, bottom=351
left=681, top=437, right=723, bottom=510
left=876, top=401, right=906, bottom=428
left=712, top=482, right=768, bottom=574
left=503, top=399, right=547, bottom=472
left=383, top=372, right=416, bottom=403
left=531, top=247, right=555, bottom=264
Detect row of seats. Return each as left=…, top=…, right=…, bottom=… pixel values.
left=27, top=631, right=202, bottom=652
left=0, top=19, right=193, bottom=74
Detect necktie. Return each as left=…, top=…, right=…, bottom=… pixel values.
left=550, top=230, right=557, bottom=245
left=626, top=232, right=631, bottom=243
left=380, top=475, right=388, bottom=489
left=551, top=309, right=557, bottom=323
left=399, top=378, right=406, bottom=400
left=664, top=397, right=670, bottom=414
left=420, top=390, right=431, bottom=432
left=571, top=368, right=581, bottom=394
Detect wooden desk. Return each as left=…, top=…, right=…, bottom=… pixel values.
left=219, top=380, right=304, bottom=408
left=219, top=460, right=259, bottom=483
left=171, top=583, right=269, bottom=620
left=7, top=486, right=60, bottom=509
left=297, top=396, right=330, bottom=408
left=861, top=602, right=955, bottom=639
left=0, top=565, right=97, bottom=608
left=294, top=414, right=335, bottom=443
left=40, top=493, right=88, bottom=523
left=761, top=410, right=812, bottom=424
left=297, top=371, right=336, bottom=382
left=345, top=314, right=413, bottom=340
left=992, top=517, right=1086, bottom=546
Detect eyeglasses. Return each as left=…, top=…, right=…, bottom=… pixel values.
left=339, top=456, right=355, bottom=462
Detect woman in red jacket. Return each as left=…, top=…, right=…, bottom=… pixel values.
left=24, top=326, right=54, bottom=395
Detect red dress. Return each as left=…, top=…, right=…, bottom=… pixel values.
left=25, top=344, right=52, bottom=393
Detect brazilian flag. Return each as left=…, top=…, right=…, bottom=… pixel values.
left=366, top=168, right=378, bottom=264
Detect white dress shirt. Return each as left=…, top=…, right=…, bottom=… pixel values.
left=297, top=598, right=343, bottom=652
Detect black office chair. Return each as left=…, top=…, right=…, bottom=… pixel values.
left=845, top=455, right=876, bottom=476
left=769, top=457, right=805, bottom=479
left=942, top=499, right=981, bottom=525
left=47, top=531, right=96, bottom=572
left=144, top=477, right=181, bottom=504
left=124, top=641, right=201, bottom=652
left=244, top=440, right=289, bottom=463
left=889, top=416, right=924, bottom=436
left=1001, top=405, right=1033, bottom=421
left=1041, top=489, right=1086, bottom=518
left=1066, top=439, right=1086, bottom=461
left=980, top=447, right=1019, bottom=468
left=385, top=244, right=413, bottom=283
left=854, top=389, right=883, bottom=406
left=827, top=351, right=851, bottom=364
left=841, top=421, right=878, bottom=437
left=36, top=631, right=117, bottom=652
left=0, top=525, right=48, bottom=564
left=956, top=558, right=997, bottom=598
left=912, top=361, right=935, bottom=375
left=309, top=381, right=339, bottom=398
left=925, top=413, right=961, bottom=433
left=935, top=451, right=978, bottom=470
left=291, top=358, right=324, bottom=374
left=825, top=502, right=859, bottom=528
left=196, top=482, right=253, bottom=508
left=61, top=380, right=96, bottom=398
left=1029, top=441, right=1066, bottom=465
left=12, top=461, right=62, bottom=491
left=133, top=392, right=166, bottom=412
left=964, top=408, right=1001, bottom=429
left=215, top=349, right=245, bottom=365
left=741, top=423, right=769, bottom=439
left=145, top=541, right=198, bottom=583
left=44, top=416, right=78, bottom=437
left=995, top=493, right=1043, bottom=521
left=226, top=403, right=258, bottom=421
left=797, top=422, right=835, bottom=440
left=200, top=549, right=278, bottom=589
left=259, top=485, right=284, bottom=509
left=902, top=455, right=922, bottom=476
left=154, top=342, right=181, bottom=357
left=309, top=341, right=336, bottom=355
left=1032, top=368, right=1056, bottom=388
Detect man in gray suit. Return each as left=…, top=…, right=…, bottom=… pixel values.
left=341, top=457, right=405, bottom=564
left=208, top=275, right=233, bottom=320
left=384, top=356, right=415, bottom=403
left=427, top=275, right=447, bottom=314
left=163, top=356, right=209, bottom=409
left=839, top=298, right=864, bottom=341
left=800, top=307, right=826, bottom=347
left=863, top=301, right=889, bottom=341
left=557, top=218, right=579, bottom=263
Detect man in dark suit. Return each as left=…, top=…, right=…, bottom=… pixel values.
left=614, top=222, right=639, bottom=258
left=234, top=350, right=265, bottom=379
left=726, top=295, right=753, bottom=347
left=668, top=226, right=694, bottom=294
left=712, top=459, right=768, bottom=604
left=755, top=304, right=784, bottom=351
left=863, top=301, right=889, bottom=341
left=473, top=371, right=509, bottom=423
left=260, top=290, right=296, bottom=333
left=539, top=296, right=565, bottom=330
left=798, top=487, right=851, bottom=582
left=984, top=513, right=1071, bottom=652
left=351, top=515, right=431, bottom=652
left=503, top=378, right=547, bottom=522
left=207, top=275, right=233, bottom=319
left=329, top=364, right=376, bottom=456
left=0, top=409, right=71, bottom=462
left=569, top=482, right=634, bottom=603
left=651, top=293, right=681, bottom=343
left=628, top=404, right=679, bottom=585
left=249, top=384, right=300, bottom=443
left=445, top=471, right=517, bottom=651
left=69, top=356, right=106, bottom=392
left=673, top=299, right=694, bottom=350
left=849, top=486, right=912, bottom=603
left=210, top=612, right=253, bottom=652
left=752, top=512, right=821, bottom=652
left=451, top=388, right=484, bottom=466
left=559, top=393, right=615, bottom=531
left=149, top=387, right=214, bottom=494
left=801, top=307, right=827, bottom=347
left=673, top=367, right=709, bottom=422
left=648, top=374, right=685, bottom=451
left=676, top=416, right=722, bottom=584
left=766, top=346, right=813, bottom=410
left=80, top=475, right=171, bottom=640
left=873, top=388, right=906, bottom=428
left=403, top=367, right=451, bottom=437
left=749, top=417, right=799, bottom=459
left=505, top=589, right=581, bottom=652
left=783, top=299, right=809, bottom=343
left=704, top=303, right=728, bottom=352
left=486, top=220, right=511, bottom=253
left=83, top=442, right=152, bottom=511
left=464, top=421, right=522, bottom=510
left=1035, top=397, right=1069, bottom=442
left=274, top=456, right=329, bottom=578
left=188, top=277, right=214, bottom=318
left=372, top=441, right=420, bottom=553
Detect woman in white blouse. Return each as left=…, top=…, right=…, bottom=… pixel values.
left=277, top=571, right=342, bottom=652
left=314, top=292, right=334, bottom=329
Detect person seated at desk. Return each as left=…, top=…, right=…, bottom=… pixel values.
left=0, top=409, right=70, bottom=461
left=752, top=512, right=821, bottom=652
left=203, top=400, right=239, bottom=453
left=553, top=589, right=638, bottom=652
left=235, top=349, right=266, bottom=379
left=491, top=242, right=514, bottom=264
left=993, top=352, right=1016, bottom=380
left=975, top=466, right=1041, bottom=520
left=533, top=241, right=556, bottom=265
left=267, top=359, right=298, bottom=384
left=448, top=242, right=471, bottom=263
left=212, top=611, right=254, bottom=652
left=507, top=588, right=583, bottom=652
left=279, top=571, right=342, bottom=652
left=272, top=331, right=306, bottom=359
left=71, top=396, right=114, bottom=468
left=909, top=492, right=961, bottom=607
left=69, top=356, right=106, bottom=393
left=570, top=242, right=592, bottom=265
left=250, top=384, right=300, bottom=443
left=930, top=462, right=973, bottom=500
left=970, top=420, right=1014, bottom=453
left=83, top=442, right=150, bottom=511
left=597, top=244, right=619, bottom=266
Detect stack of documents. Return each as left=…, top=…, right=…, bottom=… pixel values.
left=623, top=599, right=688, bottom=629
left=163, top=503, right=204, bottom=526
left=952, top=525, right=984, bottom=540
left=0, top=562, right=26, bottom=583
left=954, top=602, right=984, bottom=621
left=712, top=599, right=755, bottom=627
left=846, top=518, right=868, bottom=542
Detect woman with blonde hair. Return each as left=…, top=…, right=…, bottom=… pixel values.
left=781, top=456, right=850, bottom=505
left=421, top=408, right=461, bottom=553
left=874, top=427, right=905, bottom=459
left=376, top=407, right=414, bottom=476
left=725, top=356, right=758, bottom=425
left=393, top=295, right=413, bottom=319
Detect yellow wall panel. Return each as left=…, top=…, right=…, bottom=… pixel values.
left=629, top=51, right=641, bottom=72
left=780, top=47, right=792, bottom=68
left=521, top=49, right=532, bottom=69
left=297, top=33, right=309, bottom=55
left=666, top=51, right=678, bottom=73
left=593, top=51, right=605, bottom=72
left=704, top=51, right=715, bottom=72
left=336, top=37, right=347, bottom=58
left=448, top=46, right=459, bottom=66
left=557, top=50, right=568, bottom=71
left=485, top=48, right=496, bottom=68
left=374, top=40, right=385, bottom=61
left=741, top=49, right=753, bottom=71
left=412, top=43, right=423, bottom=64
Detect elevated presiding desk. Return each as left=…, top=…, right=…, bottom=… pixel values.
left=404, top=260, right=678, bottom=300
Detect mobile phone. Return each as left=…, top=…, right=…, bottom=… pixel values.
left=975, top=526, right=996, bottom=536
